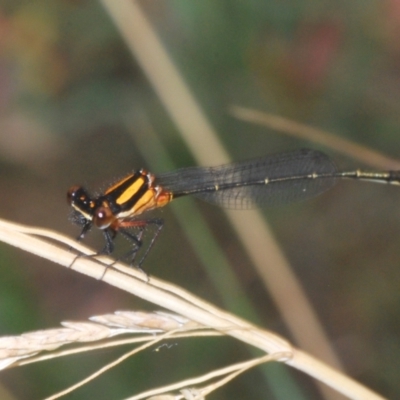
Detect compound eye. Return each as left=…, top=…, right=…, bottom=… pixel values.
left=67, top=185, right=86, bottom=205
left=93, top=206, right=114, bottom=229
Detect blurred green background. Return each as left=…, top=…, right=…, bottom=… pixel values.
left=0, top=1, right=400, bottom=399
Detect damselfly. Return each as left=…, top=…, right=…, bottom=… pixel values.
left=67, top=148, right=400, bottom=267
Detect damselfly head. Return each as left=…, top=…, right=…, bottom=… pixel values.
left=68, top=185, right=116, bottom=232
left=67, top=185, right=95, bottom=221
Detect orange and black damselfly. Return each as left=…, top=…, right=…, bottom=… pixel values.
left=67, top=148, right=400, bottom=267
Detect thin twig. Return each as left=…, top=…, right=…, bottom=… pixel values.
left=44, top=329, right=180, bottom=400
left=128, top=352, right=290, bottom=400
left=230, top=105, right=400, bottom=170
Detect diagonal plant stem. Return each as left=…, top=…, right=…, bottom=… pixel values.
left=0, top=218, right=386, bottom=400
left=230, top=106, right=400, bottom=169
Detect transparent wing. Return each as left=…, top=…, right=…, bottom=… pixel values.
left=156, top=149, right=337, bottom=209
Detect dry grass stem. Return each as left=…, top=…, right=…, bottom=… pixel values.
left=131, top=353, right=288, bottom=400
left=230, top=106, right=400, bottom=169
left=0, top=217, right=386, bottom=399
left=44, top=328, right=181, bottom=400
